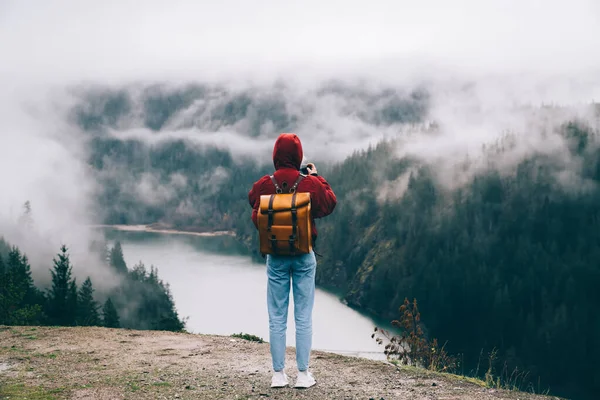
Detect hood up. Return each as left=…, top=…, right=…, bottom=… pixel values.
left=272, top=133, right=303, bottom=170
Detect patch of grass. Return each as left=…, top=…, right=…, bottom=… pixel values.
left=445, top=373, right=487, bottom=387
left=152, top=382, right=172, bottom=387
left=127, top=382, right=140, bottom=392
left=395, top=363, right=487, bottom=387
left=231, top=332, right=264, bottom=343
left=8, top=345, right=31, bottom=361
left=0, top=383, right=67, bottom=400
left=394, top=363, right=433, bottom=375
left=34, top=352, right=58, bottom=359
left=9, top=345, right=28, bottom=353
left=479, top=348, right=551, bottom=394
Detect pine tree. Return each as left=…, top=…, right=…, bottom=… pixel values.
left=47, top=245, right=78, bottom=326
left=77, top=277, right=100, bottom=326
left=17, top=253, right=38, bottom=307
left=121, top=262, right=184, bottom=331
left=102, top=297, right=120, bottom=328
left=7, top=247, right=35, bottom=291
left=68, top=278, right=78, bottom=323
left=18, top=200, right=34, bottom=229
left=0, top=247, right=42, bottom=325
left=0, top=237, right=10, bottom=259
left=109, top=242, right=128, bottom=274
left=0, top=253, right=9, bottom=324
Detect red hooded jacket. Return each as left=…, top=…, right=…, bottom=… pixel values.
left=248, top=133, right=337, bottom=243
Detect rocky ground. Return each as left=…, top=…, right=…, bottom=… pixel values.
left=0, top=326, right=563, bottom=400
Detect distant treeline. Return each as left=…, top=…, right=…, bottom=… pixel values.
left=0, top=238, right=184, bottom=332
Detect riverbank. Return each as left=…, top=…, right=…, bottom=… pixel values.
left=0, top=326, right=562, bottom=400
left=91, top=224, right=236, bottom=238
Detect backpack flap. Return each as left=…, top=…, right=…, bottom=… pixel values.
left=257, top=192, right=312, bottom=255
left=259, top=193, right=310, bottom=213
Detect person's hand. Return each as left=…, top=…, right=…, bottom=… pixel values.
left=307, top=163, right=317, bottom=175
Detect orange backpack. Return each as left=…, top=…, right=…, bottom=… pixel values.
left=257, top=174, right=312, bottom=256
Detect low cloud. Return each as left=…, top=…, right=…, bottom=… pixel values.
left=85, top=82, right=429, bottom=165
left=390, top=76, right=600, bottom=194
left=377, top=170, right=415, bottom=203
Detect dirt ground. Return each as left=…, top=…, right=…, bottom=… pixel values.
left=0, top=326, right=563, bottom=400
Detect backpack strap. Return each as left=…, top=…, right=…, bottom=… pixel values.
left=267, top=194, right=275, bottom=231
left=289, top=191, right=298, bottom=255
left=268, top=193, right=278, bottom=254
left=288, top=174, right=306, bottom=254
left=269, top=175, right=283, bottom=194
left=289, top=174, right=306, bottom=194
left=270, top=173, right=305, bottom=194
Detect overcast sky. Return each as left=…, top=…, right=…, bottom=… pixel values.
left=1, top=0, right=599, bottom=85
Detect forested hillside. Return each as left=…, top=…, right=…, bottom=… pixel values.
left=71, top=83, right=600, bottom=399
left=316, top=124, right=600, bottom=400
left=0, top=237, right=184, bottom=332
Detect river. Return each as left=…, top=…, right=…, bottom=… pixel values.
left=103, top=229, right=390, bottom=361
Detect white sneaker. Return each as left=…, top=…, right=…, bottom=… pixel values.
left=294, top=370, right=316, bottom=388
left=271, top=371, right=289, bottom=388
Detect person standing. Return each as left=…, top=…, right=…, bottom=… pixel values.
left=248, top=133, right=337, bottom=388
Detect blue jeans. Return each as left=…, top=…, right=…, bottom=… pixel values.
left=266, top=251, right=317, bottom=372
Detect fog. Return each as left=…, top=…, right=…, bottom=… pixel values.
left=0, top=90, right=116, bottom=286
left=1, top=0, right=600, bottom=276
left=2, top=0, right=600, bottom=84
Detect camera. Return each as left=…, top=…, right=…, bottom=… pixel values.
left=300, top=162, right=314, bottom=175
left=300, top=157, right=313, bottom=175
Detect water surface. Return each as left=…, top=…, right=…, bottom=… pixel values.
left=106, top=230, right=388, bottom=360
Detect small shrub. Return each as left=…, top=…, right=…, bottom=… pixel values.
left=231, top=332, right=264, bottom=343
left=372, top=297, right=457, bottom=373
